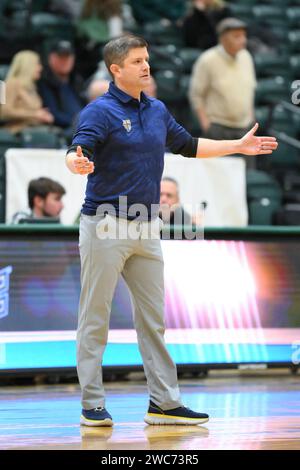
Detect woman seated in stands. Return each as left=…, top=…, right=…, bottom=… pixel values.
left=181, top=0, right=231, bottom=50
left=1, top=50, right=54, bottom=133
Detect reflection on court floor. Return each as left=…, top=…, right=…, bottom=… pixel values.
left=0, top=372, right=299, bottom=450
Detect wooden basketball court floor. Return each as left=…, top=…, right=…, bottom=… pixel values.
left=0, top=370, right=299, bottom=450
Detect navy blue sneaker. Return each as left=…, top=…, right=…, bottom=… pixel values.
left=80, top=407, right=113, bottom=427
left=144, top=401, right=209, bottom=425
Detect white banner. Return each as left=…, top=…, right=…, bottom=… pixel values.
left=5, top=148, right=87, bottom=225
left=5, top=149, right=247, bottom=226
left=163, top=153, right=247, bottom=227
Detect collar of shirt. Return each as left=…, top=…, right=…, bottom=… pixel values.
left=217, top=44, right=241, bottom=63
left=108, top=81, right=150, bottom=107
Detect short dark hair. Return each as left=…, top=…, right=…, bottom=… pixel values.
left=103, top=34, right=148, bottom=78
left=28, top=177, right=66, bottom=209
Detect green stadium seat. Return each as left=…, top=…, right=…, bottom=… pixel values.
left=269, top=102, right=300, bottom=170
left=0, top=128, right=20, bottom=149
left=255, top=76, right=289, bottom=105
left=179, top=74, right=190, bottom=97
left=144, top=21, right=183, bottom=47
left=248, top=199, right=282, bottom=225
left=262, top=0, right=292, bottom=6
left=252, top=5, right=286, bottom=27
left=290, top=55, right=300, bottom=78
left=252, top=6, right=288, bottom=50
left=0, top=64, right=8, bottom=81
left=31, top=0, right=48, bottom=13
left=268, top=134, right=300, bottom=170
left=30, top=13, right=75, bottom=41
left=0, top=15, right=4, bottom=36
left=229, top=0, right=257, bottom=4
left=180, top=106, right=202, bottom=137
left=286, top=7, right=300, bottom=27
left=255, top=106, right=271, bottom=132
left=228, top=4, right=254, bottom=23
left=247, top=169, right=282, bottom=200
left=254, top=53, right=290, bottom=79
left=155, top=70, right=183, bottom=103
left=0, top=152, right=4, bottom=181
left=271, top=104, right=298, bottom=137
left=0, top=129, right=20, bottom=223
left=288, top=30, right=300, bottom=53
left=178, top=48, right=201, bottom=73
left=149, top=45, right=182, bottom=73
left=10, top=10, right=28, bottom=30
left=292, top=111, right=300, bottom=135
left=129, top=0, right=186, bottom=24
left=246, top=169, right=283, bottom=225
left=169, top=74, right=201, bottom=133
left=19, top=128, right=65, bottom=148
left=269, top=141, right=299, bottom=171
left=5, top=0, right=25, bottom=9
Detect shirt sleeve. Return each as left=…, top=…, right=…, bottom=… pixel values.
left=71, top=101, right=108, bottom=153
left=163, top=103, right=197, bottom=157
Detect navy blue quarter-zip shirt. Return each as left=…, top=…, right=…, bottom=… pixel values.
left=69, top=81, right=197, bottom=219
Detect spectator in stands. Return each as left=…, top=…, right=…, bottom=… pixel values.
left=181, top=0, right=231, bottom=50
left=189, top=18, right=256, bottom=168
left=38, top=40, right=84, bottom=132
left=86, top=79, right=110, bottom=102
left=0, top=51, right=54, bottom=134
left=159, top=177, right=191, bottom=226
left=78, top=0, right=123, bottom=43
left=143, top=75, right=157, bottom=98
left=12, top=177, right=65, bottom=224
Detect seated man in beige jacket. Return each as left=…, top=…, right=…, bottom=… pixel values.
left=189, top=17, right=257, bottom=168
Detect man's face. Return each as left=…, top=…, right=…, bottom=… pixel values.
left=221, top=29, right=247, bottom=56
left=112, top=47, right=151, bottom=91
left=48, top=52, right=75, bottom=77
left=35, top=192, right=64, bottom=218
left=160, top=180, right=179, bottom=208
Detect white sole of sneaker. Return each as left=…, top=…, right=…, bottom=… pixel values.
left=144, top=414, right=209, bottom=426
left=80, top=415, right=113, bottom=427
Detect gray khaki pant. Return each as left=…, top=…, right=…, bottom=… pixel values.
left=77, top=214, right=183, bottom=410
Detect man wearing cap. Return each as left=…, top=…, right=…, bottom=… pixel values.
left=189, top=18, right=257, bottom=168
left=38, top=40, right=85, bottom=132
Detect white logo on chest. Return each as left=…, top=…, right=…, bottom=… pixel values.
left=122, top=119, right=132, bottom=132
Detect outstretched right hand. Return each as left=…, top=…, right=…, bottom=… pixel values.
left=72, top=146, right=95, bottom=175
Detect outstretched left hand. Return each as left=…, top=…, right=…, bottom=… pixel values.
left=239, top=123, right=278, bottom=156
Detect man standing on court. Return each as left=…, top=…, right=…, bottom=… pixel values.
left=66, top=35, right=277, bottom=427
